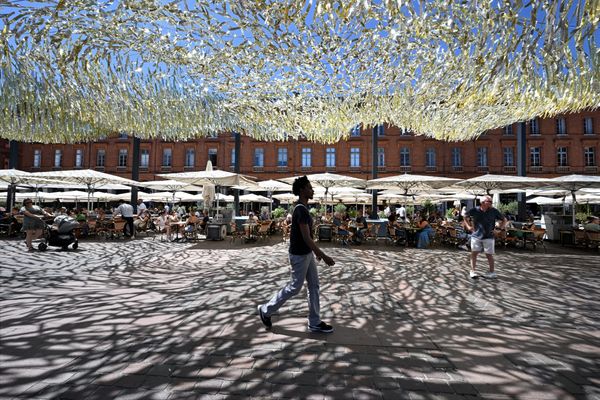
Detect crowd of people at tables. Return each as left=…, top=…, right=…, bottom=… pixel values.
left=3, top=197, right=598, bottom=249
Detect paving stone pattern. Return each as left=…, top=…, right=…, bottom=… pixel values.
left=0, top=238, right=599, bottom=400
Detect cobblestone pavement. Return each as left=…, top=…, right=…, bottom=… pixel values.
left=1, top=237, right=599, bottom=400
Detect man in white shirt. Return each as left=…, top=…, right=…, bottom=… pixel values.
left=397, top=204, right=406, bottom=222
left=384, top=203, right=392, bottom=218
left=115, top=199, right=135, bottom=238
left=137, top=199, right=147, bottom=213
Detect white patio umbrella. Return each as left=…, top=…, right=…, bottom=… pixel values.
left=138, top=179, right=203, bottom=192
left=239, top=193, right=272, bottom=203
left=160, top=160, right=253, bottom=216
left=452, top=174, right=552, bottom=194
left=544, top=174, right=600, bottom=226
left=281, top=173, right=366, bottom=212
left=367, top=173, right=459, bottom=195
left=139, top=179, right=202, bottom=206
left=252, top=179, right=292, bottom=214
left=272, top=192, right=298, bottom=204
left=0, top=169, right=66, bottom=208
left=32, top=169, right=139, bottom=210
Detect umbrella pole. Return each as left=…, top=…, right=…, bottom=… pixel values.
left=571, top=190, right=577, bottom=226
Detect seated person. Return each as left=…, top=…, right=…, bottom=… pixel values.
left=387, top=213, right=406, bottom=244
left=415, top=215, right=435, bottom=249
left=353, top=210, right=368, bottom=244
left=332, top=212, right=352, bottom=243
left=584, top=216, right=600, bottom=232
left=155, top=210, right=172, bottom=240
left=199, top=210, right=210, bottom=232
left=185, top=213, right=200, bottom=235
left=134, top=210, right=151, bottom=231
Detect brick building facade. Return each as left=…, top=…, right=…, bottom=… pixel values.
left=2, top=109, right=598, bottom=180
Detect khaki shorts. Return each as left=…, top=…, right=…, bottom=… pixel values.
left=470, top=237, right=495, bottom=254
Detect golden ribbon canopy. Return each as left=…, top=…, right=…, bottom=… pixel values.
left=0, top=1, right=598, bottom=144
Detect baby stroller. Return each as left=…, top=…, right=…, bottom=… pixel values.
left=38, top=215, right=79, bottom=251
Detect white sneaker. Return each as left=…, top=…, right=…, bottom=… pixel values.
left=469, top=271, right=478, bottom=279
left=485, top=272, right=497, bottom=279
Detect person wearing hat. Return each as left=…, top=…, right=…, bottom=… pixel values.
left=584, top=216, right=600, bottom=232
left=463, top=195, right=507, bottom=279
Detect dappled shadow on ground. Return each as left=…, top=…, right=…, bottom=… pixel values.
left=0, top=238, right=599, bottom=399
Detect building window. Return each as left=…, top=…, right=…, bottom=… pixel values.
left=230, top=148, right=236, bottom=166
left=118, top=132, right=128, bottom=140
left=376, top=125, right=384, bottom=136
left=350, top=124, right=361, bottom=136
left=557, top=147, right=568, bottom=167
left=530, top=147, right=541, bottom=167
left=350, top=148, right=360, bottom=167
left=185, top=148, right=195, bottom=168
left=530, top=118, right=540, bottom=135
left=377, top=147, right=385, bottom=167
left=96, top=149, right=106, bottom=167
left=75, top=149, right=84, bottom=168
left=140, top=149, right=149, bottom=167
left=503, top=125, right=513, bottom=136
left=277, top=148, right=288, bottom=167
left=400, top=147, right=410, bottom=166
left=208, top=148, right=217, bottom=165
left=118, top=149, right=128, bottom=167
left=556, top=117, right=566, bottom=135
left=477, top=147, right=488, bottom=167
left=399, top=127, right=411, bottom=136
left=301, top=147, right=311, bottom=167
left=503, top=147, right=514, bottom=166
left=584, top=147, right=596, bottom=167
left=452, top=147, right=462, bottom=167
left=254, top=148, right=264, bottom=167
left=162, top=148, right=172, bottom=167
left=425, top=148, right=436, bottom=167
left=54, top=150, right=62, bottom=168
left=584, top=117, right=594, bottom=135
left=326, top=148, right=336, bottom=167
left=33, top=149, right=41, bottom=168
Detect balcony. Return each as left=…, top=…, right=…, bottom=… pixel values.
left=301, top=166, right=312, bottom=172
left=116, top=166, right=127, bottom=172
left=452, top=166, right=463, bottom=173
left=584, top=166, right=598, bottom=173
left=503, top=166, right=516, bottom=174
left=95, top=166, right=105, bottom=171
left=530, top=166, right=543, bottom=173
left=277, top=166, right=289, bottom=173
left=184, top=165, right=195, bottom=171
left=399, top=166, right=412, bottom=173
left=425, top=166, right=437, bottom=173
left=160, top=166, right=172, bottom=172
left=476, top=166, right=489, bottom=173
left=556, top=166, right=571, bottom=173
left=325, top=166, right=337, bottom=172
left=377, top=166, right=387, bottom=172
left=252, top=166, right=264, bottom=172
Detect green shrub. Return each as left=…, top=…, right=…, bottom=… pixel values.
left=271, top=207, right=286, bottom=219
left=497, top=201, right=518, bottom=216
left=334, top=203, right=347, bottom=214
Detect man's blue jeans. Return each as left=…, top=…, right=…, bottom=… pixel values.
left=261, top=252, right=321, bottom=327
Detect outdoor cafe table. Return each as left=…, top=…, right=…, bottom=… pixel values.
left=507, top=228, right=535, bottom=249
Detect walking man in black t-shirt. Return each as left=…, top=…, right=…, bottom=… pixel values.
left=258, top=176, right=336, bottom=333
left=463, top=195, right=507, bottom=279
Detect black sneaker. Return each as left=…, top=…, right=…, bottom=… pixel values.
left=257, top=305, right=272, bottom=329
left=308, top=321, right=334, bottom=333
